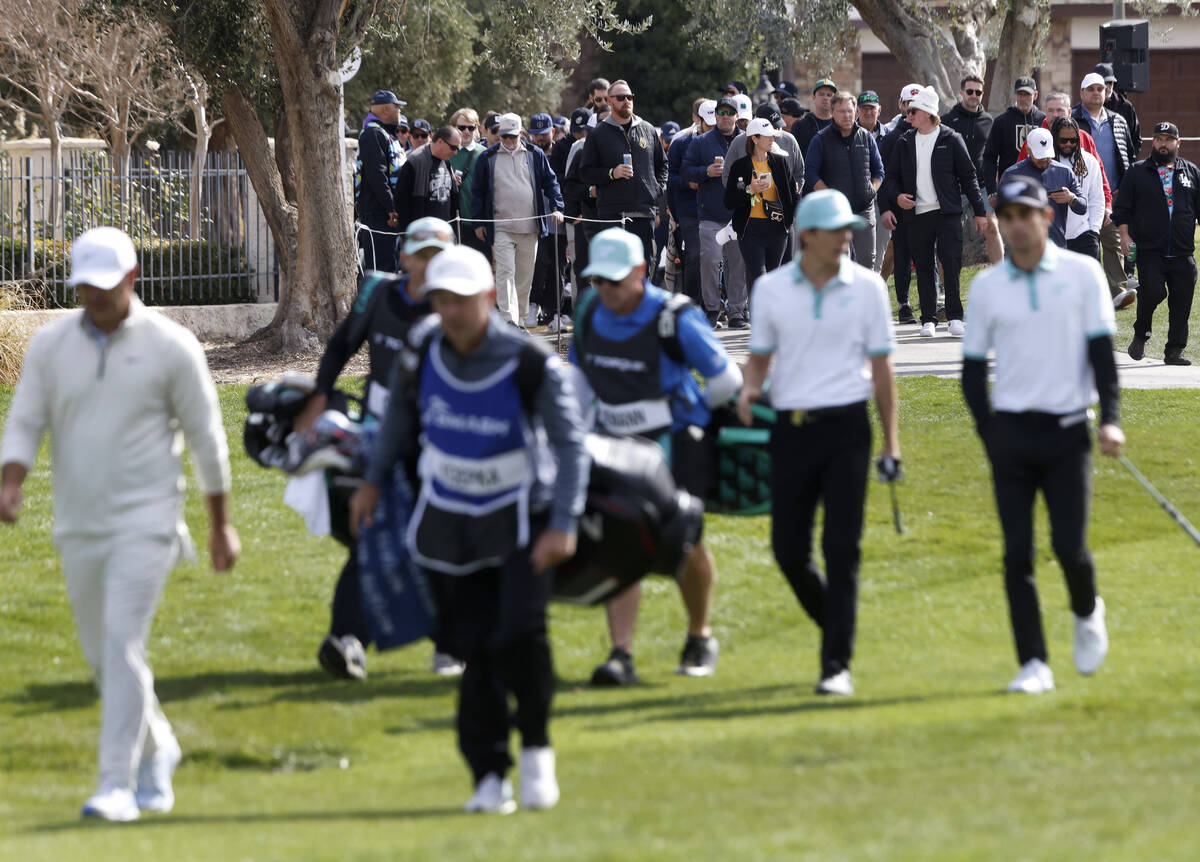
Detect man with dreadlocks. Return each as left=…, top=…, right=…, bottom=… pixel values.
left=1051, top=116, right=1105, bottom=262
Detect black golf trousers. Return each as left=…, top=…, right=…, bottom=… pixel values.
left=985, top=412, right=1098, bottom=666
left=1134, top=253, right=1196, bottom=354
left=438, top=521, right=555, bottom=783
left=769, top=404, right=871, bottom=678
left=908, top=211, right=964, bottom=323
left=891, top=221, right=912, bottom=307
left=1067, top=230, right=1101, bottom=261
left=738, top=218, right=789, bottom=289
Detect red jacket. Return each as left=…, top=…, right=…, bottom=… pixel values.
left=1017, top=120, right=1111, bottom=209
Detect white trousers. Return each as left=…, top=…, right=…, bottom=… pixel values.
left=59, top=531, right=180, bottom=790
left=493, top=230, right=539, bottom=324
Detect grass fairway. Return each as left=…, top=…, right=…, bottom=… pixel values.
left=2, top=378, right=1199, bottom=861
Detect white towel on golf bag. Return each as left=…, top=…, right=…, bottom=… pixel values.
left=284, top=472, right=331, bottom=536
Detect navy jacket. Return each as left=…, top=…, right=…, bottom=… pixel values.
left=470, top=144, right=564, bottom=244
left=804, top=125, right=883, bottom=213
left=1000, top=159, right=1087, bottom=248
left=681, top=128, right=739, bottom=223
left=666, top=130, right=699, bottom=222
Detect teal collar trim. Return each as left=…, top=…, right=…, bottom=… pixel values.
left=1004, top=242, right=1059, bottom=279
left=793, top=255, right=854, bottom=319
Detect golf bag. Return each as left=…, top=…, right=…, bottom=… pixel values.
left=552, top=433, right=705, bottom=606
left=704, top=403, right=775, bottom=516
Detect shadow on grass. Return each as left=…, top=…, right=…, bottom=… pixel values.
left=6, top=668, right=460, bottom=716
left=28, top=805, right=464, bottom=834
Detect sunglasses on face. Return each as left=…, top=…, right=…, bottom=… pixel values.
left=906, top=108, right=919, bottom=116
left=1057, top=136, right=1078, bottom=145
left=500, top=134, right=519, bottom=140
left=457, top=124, right=476, bottom=132
left=611, top=93, right=635, bottom=102
left=716, top=109, right=737, bottom=117
left=963, top=88, right=983, bottom=96
left=590, top=276, right=620, bottom=288
left=412, top=131, right=429, bottom=140
left=445, top=143, right=460, bottom=152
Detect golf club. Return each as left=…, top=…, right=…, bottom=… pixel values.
left=1118, top=454, right=1200, bottom=548
left=889, top=481, right=905, bottom=535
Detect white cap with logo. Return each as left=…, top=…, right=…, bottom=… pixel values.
left=900, top=83, right=923, bottom=103
left=698, top=100, right=718, bottom=125
left=1080, top=72, right=1107, bottom=91
left=908, top=87, right=940, bottom=117
left=67, top=226, right=138, bottom=290
left=420, top=245, right=495, bottom=297
left=1026, top=127, right=1055, bottom=159
left=734, top=93, right=753, bottom=121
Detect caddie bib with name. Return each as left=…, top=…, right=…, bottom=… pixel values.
left=581, top=308, right=672, bottom=438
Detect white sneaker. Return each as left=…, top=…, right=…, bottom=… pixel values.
left=815, top=670, right=854, bottom=696
left=546, top=315, right=562, bottom=333
left=464, top=773, right=516, bottom=814
left=920, top=322, right=936, bottom=338
left=523, top=305, right=540, bottom=328
left=430, top=651, right=465, bottom=676
left=519, top=746, right=560, bottom=810
left=948, top=319, right=966, bottom=337
left=81, top=784, right=139, bottom=822
left=136, top=737, right=182, bottom=813
left=1008, top=658, right=1055, bottom=694
left=1074, top=596, right=1109, bottom=675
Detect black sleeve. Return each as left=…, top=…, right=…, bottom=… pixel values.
left=1087, top=335, right=1121, bottom=426
left=961, top=357, right=992, bottom=434
left=393, top=161, right=416, bottom=231
left=654, top=130, right=668, bottom=194
left=954, top=135, right=985, bottom=216
left=314, top=284, right=381, bottom=395
left=579, top=131, right=610, bottom=186
left=361, top=129, right=396, bottom=213
left=723, top=159, right=748, bottom=211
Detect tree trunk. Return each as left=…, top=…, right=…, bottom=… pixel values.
left=989, top=0, right=1050, bottom=115
left=260, top=0, right=357, bottom=352
left=189, top=102, right=211, bottom=242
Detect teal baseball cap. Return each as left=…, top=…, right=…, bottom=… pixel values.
left=794, top=189, right=868, bottom=231
left=402, top=217, right=455, bottom=255
left=581, top=228, right=645, bottom=280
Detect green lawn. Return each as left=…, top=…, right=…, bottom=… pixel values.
left=2, top=380, right=1200, bottom=861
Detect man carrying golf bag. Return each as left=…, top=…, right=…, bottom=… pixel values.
left=962, top=174, right=1123, bottom=695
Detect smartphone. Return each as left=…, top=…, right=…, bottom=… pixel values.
left=622, top=153, right=632, bottom=168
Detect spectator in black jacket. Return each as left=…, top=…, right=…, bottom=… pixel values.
left=394, top=126, right=462, bottom=233
left=723, top=117, right=799, bottom=287
left=880, top=87, right=986, bottom=338
left=944, top=72, right=1003, bottom=263
left=1112, top=122, right=1200, bottom=366
left=791, top=77, right=837, bottom=157
left=355, top=90, right=407, bottom=273
left=578, top=79, right=668, bottom=269
left=530, top=112, right=571, bottom=330
left=1095, top=63, right=1141, bottom=161
left=982, top=77, right=1046, bottom=196
left=878, top=84, right=923, bottom=322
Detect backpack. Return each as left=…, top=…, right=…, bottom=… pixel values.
left=572, top=288, right=691, bottom=367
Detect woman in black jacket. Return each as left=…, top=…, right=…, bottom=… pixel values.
left=723, top=117, right=799, bottom=287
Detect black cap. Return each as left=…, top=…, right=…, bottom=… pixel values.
left=857, top=91, right=880, bottom=106
left=371, top=89, right=405, bottom=107
left=569, top=107, right=592, bottom=134
left=483, top=112, right=500, bottom=133
left=774, top=81, right=799, bottom=98
left=1013, top=76, right=1037, bottom=94
left=1153, top=121, right=1180, bottom=139
left=995, top=173, right=1049, bottom=211
left=716, top=96, right=739, bottom=112
left=411, top=118, right=432, bottom=134
left=1093, top=63, right=1117, bottom=83
left=778, top=97, right=804, bottom=117
left=724, top=80, right=747, bottom=95
left=754, top=103, right=784, bottom=129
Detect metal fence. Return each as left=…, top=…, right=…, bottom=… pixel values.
left=0, top=148, right=278, bottom=307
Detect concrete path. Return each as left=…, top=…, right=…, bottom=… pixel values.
left=709, top=322, right=1200, bottom=390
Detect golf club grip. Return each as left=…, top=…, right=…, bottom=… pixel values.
left=1119, top=455, right=1200, bottom=549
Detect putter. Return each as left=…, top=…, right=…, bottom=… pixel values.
left=1118, top=454, right=1200, bottom=548
left=889, top=481, right=905, bottom=535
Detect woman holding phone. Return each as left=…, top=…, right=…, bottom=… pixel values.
left=724, top=117, right=800, bottom=287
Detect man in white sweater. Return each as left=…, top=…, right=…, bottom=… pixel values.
left=0, top=227, right=240, bottom=822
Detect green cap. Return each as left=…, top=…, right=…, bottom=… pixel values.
left=813, top=78, right=838, bottom=94
left=402, top=217, right=455, bottom=255
left=794, top=189, right=868, bottom=231
left=581, top=228, right=645, bottom=281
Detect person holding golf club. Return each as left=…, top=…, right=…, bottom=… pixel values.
left=961, top=173, right=1122, bottom=695
left=737, top=189, right=901, bottom=697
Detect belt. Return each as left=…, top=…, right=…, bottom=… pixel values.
left=995, top=408, right=1094, bottom=429
left=777, top=401, right=867, bottom=426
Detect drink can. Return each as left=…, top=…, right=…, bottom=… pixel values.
left=714, top=156, right=724, bottom=165
left=622, top=153, right=632, bottom=167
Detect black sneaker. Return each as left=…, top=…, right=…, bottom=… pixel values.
left=1128, top=335, right=1147, bottom=361
left=726, top=318, right=749, bottom=330
left=1165, top=352, right=1192, bottom=366
left=589, top=648, right=639, bottom=686
left=897, top=304, right=917, bottom=324
left=705, top=311, right=723, bottom=330
left=677, top=635, right=720, bottom=677
left=318, top=634, right=367, bottom=681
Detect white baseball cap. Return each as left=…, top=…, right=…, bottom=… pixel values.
left=734, top=93, right=753, bottom=121
left=420, top=245, right=494, bottom=297
left=497, top=112, right=523, bottom=136
left=908, top=87, right=940, bottom=117
left=1026, top=127, right=1055, bottom=159
left=744, top=117, right=779, bottom=138
left=900, top=83, right=923, bottom=103
left=698, top=99, right=717, bottom=125
left=67, top=226, right=137, bottom=290
left=1080, top=72, right=1107, bottom=91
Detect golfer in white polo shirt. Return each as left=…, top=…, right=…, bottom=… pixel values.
left=737, top=189, right=901, bottom=696
left=1, top=227, right=239, bottom=821
left=961, top=174, right=1122, bottom=695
